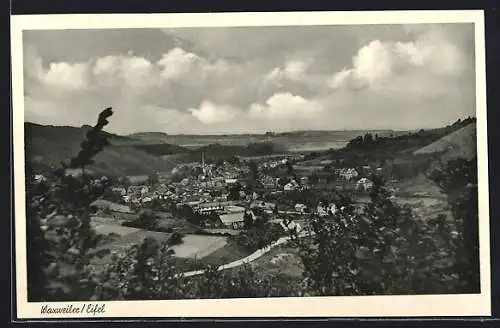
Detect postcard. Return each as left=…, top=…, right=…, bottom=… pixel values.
left=11, top=10, right=490, bottom=319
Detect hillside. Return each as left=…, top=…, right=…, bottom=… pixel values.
left=24, top=123, right=191, bottom=176
left=414, top=122, right=477, bottom=161
left=127, top=132, right=171, bottom=144
left=197, top=142, right=285, bottom=159
left=132, top=143, right=190, bottom=156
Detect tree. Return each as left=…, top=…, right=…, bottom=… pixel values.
left=26, top=107, right=301, bottom=302
left=59, top=107, right=113, bottom=175
left=309, top=172, right=319, bottom=185
left=363, top=133, right=374, bottom=145
left=148, top=173, right=159, bottom=186
left=27, top=107, right=114, bottom=301
left=286, top=161, right=294, bottom=176
left=168, top=232, right=184, bottom=246
left=120, top=176, right=131, bottom=192
left=243, top=211, right=253, bottom=229
left=228, top=182, right=242, bottom=201
left=290, top=201, right=363, bottom=296
left=290, top=174, right=469, bottom=296
left=428, top=157, right=479, bottom=292
left=248, top=161, right=258, bottom=182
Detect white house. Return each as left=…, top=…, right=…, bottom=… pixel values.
left=280, top=220, right=302, bottom=233
left=295, top=203, right=307, bottom=213
left=316, top=203, right=337, bottom=216
left=356, top=178, right=374, bottom=191
left=336, top=168, right=359, bottom=181
left=219, top=210, right=255, bottom=230
left=284, top=180, right=299, bottom=191
left=34, top=174, right=47, bottom=183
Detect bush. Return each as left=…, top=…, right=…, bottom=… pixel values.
left=168, top=232, right=184, bottom=246
left=290, top=172, right=476, bottom=296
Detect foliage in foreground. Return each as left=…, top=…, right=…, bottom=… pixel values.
left=291, top=163, right=479, bottom=296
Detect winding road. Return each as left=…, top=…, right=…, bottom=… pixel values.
left=180, top=231, right=311, bottom=277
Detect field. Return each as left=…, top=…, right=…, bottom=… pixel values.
left=390, top=174, right=445, bottom=198
left=169, top=234, right=228, bottom=259
left=129, top=130, right=397, bottom=152
left=199, top=239, right=252, bottom=266
left=249, top=244, right=304, bottom=279
left=91, top=222, right=142, bottom=236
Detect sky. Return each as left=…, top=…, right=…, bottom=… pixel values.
left=22, top=23, right=476, bottom=135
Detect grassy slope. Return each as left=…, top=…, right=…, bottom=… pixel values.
left=413, top=122, right=477, bottom=161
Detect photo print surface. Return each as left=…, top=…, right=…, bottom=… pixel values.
left=11, top=11, right=490, bottom=319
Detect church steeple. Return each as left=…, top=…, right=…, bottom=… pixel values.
left=202, top=152, right=206, bottom=175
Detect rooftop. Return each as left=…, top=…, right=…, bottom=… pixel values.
left=219, top=212, right=245, bottom=224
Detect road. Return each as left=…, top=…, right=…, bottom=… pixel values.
left=179, top=230, right=311, bottom=278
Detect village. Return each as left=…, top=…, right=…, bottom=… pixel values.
left=98, top=152, right=383, bottom=226
left=32, top=149, right=410, bottom=275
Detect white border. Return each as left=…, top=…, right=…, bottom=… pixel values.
left=11, top=10, right=490, bottom=319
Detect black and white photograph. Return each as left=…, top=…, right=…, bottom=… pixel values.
left=11, top=11, right=490, bottom=318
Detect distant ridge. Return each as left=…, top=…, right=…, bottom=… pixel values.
left=127, top=132, right=170, bottom=143
left=24, top=122, right=191, bottom=176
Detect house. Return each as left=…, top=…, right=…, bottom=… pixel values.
left=284, top=180, right=300, bottom=191
left=317, top=204, right=328, bottom=216
left=295, top=203, right=308, bottom=213
left=280, top=220, right=302, bottom=233
left=34, top=174, right=47, bottom=183
left=317, top=203, right=338, bottom=216
left=356, top=178, right=374, bottom=191
left=194, top=202, right=225, bottom=214
left=336, top=168, right=359, bottom=181
left=112, top=187, right=127, bottom=196
left=225, top=205, right=246, bottom=213
left=219, top=212, right=246, bottom=229
left=250, top=201, right=276, bottom=211
left=239, top=190, right=247, bottom=199
left=328, top=203, right=338, bottom=215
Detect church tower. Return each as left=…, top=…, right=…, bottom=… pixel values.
left=202, top=152, right=206, bottom=175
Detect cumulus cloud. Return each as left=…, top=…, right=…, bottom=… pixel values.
left=157, top=47, right=232, bottom=83
left=329, top=25, right=469, bottom=91
left=249, top=92, right=323, bottom=120
left=22, top=24, right=475, bottom=133
left=43, top=62, right=90, bottom=90
left=188, top=100, right=239, bottom=124
left=157, top=47, right=201, bottom=80
left=93, top=55, right=160, bottom=92
left=263, top=59, right=313, bottom=86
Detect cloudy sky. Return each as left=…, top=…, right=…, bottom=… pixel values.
left=23, top=23, right=475, bottom=135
